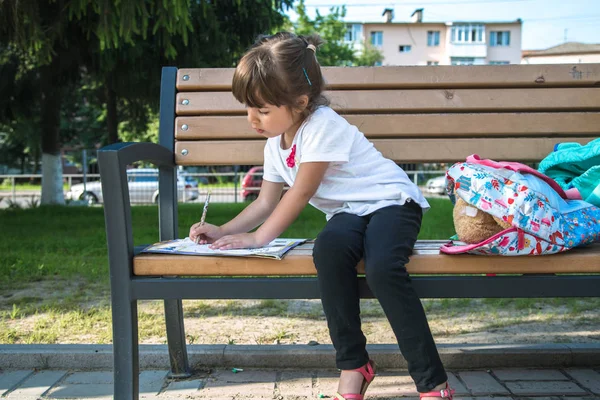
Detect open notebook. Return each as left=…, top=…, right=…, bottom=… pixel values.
left=141, top=237, right=307, bottom=260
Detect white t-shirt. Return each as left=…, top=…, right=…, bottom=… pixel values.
left=263, top=106, right=430, bottom=220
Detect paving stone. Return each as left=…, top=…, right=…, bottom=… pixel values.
left=447, top=373, right=469, bottom=396
left=314, top=369, right=339, bottom=395
left=2, top=367, right=598, bottom=399
left=505, top=380, right=588, bottom=396
left=63, top=371, right=113, bottom=384
left=199, top=369, right=276, bottom=398
left=458, top=371, right=509, bottom=396
left=210, top=369, right=277, bottom=384
left=314, top=370, right=416, bottom=399
left=277, top=370, right=312, bottom=398
left=454, top=398, right=513, bottom=400
left=6, top=370, right=67, bottom=399
left=557, top=398, right=600, bottom=400
left=505, top=398, right=587, bottom=400
left=366, top=372, right=469, bottom=398
left=369, top=397, right=420, bottom=400
left=140, top=397, right=173, bottom=400
left=0, top=370, right=33, bottom=395
left=566, top=369, right=600, bottom=394
left=162, top=378, right=203, bottom=396
left=49, top=397, right=113, bottom=400
left=365, top=371, right=416, bottom=397
left=313, top=371, right=469, bottom=399
left=492, top=368, right=568, bottom=381
left=140, top=370, right=169, bottom=396
left=47, top=383, right=113, bottom=398
left=199, top=381, right=274, bottom=398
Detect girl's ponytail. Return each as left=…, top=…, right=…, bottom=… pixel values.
left=232, top=32, right=330, bottom=117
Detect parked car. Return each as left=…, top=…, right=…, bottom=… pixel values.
left=66, top=168, right=199, bottom=205
left=425, top=175, right=447, bottom=195
left=241, top=166, right=263, bottom=201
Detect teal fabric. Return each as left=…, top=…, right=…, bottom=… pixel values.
left=538, top=138, right=600, bottom=207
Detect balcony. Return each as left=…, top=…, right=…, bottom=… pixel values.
left=448, top=43, right=487, bottom=58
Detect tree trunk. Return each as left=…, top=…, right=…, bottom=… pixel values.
left=39, top=61, right=65, bottom=205
left=106, top=73, right=119, bottom=144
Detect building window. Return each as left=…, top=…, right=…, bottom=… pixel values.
left=451, top=57, right=475, bottom=65
left=427, top=61, right=440, bottom=65
left=399, top=45, right=412, bottom=52
left=489, top=61, right=510, bottom=65
left=370, top=31, right=383, bottom=47
left=344, top=24, right=362, bottom=43
left=489, top=31, right=511, bottom=46
left=451, top=25, right=485, bottom=44
left=427, top=31, right=440, bottom=46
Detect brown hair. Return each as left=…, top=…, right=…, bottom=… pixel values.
left=232, top=32, right=329, bottom=118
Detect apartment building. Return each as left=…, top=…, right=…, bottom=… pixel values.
left=522, top=42, right=600, bottom=64
left=345, top=8, right=522, bottom=66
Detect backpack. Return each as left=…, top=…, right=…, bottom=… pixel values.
left=440, top=155, right=600, bottom=256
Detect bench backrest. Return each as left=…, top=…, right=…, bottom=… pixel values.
left=159, top=64, right=600, bottom=168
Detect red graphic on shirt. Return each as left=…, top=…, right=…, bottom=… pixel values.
left=286, top=144, right=297, bottom=168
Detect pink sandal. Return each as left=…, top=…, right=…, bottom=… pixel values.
left=333, top=360, right=376, bottom=400
left=419, top=382, right=455, bottom=400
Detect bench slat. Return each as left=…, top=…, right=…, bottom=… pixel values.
left=174, top=137, right=596, bottom=165
left=175, top=112, right=600, bottom=140
left=175, top=88, right=600, bottom=115
left=133, top=242, right=600, bottom=276
left=176, top=65, right=600, bottom=91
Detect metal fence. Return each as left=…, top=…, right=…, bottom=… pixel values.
left=0, top=169, right=447, bottom=208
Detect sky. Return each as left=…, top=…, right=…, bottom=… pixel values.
left=286, top=0, right=600, bottom=50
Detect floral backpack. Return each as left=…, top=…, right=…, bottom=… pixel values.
left=440, top=155, right=600, bottom=256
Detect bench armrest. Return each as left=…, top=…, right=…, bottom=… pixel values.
left=99, top=141, right=174, bottom=168
left=98, top=142, right=177, bottom=280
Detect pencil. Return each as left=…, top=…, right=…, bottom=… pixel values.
left=195, top=190, right=212, bottom=244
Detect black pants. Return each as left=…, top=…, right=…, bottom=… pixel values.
left=313, top=202, right=447, bottom=392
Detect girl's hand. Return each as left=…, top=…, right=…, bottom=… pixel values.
left=189, top=222, right=222, bottom=244
left=209, top=233, right=262, bottom=250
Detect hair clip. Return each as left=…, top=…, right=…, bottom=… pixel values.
left=303, top=68, right=312, bottom=86
left=307, top=44, right=316, bottom=52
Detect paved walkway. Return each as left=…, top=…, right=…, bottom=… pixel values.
left=1, top=366, right=599, bottom=399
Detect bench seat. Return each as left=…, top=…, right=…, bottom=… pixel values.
left=133, top=241, right=600, bottom=276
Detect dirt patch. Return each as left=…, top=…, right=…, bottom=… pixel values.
left=168, top=299, right=600, bottom=347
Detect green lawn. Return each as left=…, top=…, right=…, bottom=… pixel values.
left=0, top=198, right=454, bottom=287
left=3, top=199, right=599, bottom=346
left=0, top=182, right=71, bottom=190
left=0, top=181, right=240, bottom=191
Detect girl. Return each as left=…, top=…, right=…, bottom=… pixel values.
left=189, top=32, right=454, bottom=400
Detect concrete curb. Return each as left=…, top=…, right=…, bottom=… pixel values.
left=1, top=343, right=599, bottom=370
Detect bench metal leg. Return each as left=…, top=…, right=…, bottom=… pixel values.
left=164, top=299, right=192, bottom=378
left=112, top=299, right=139, bottom=400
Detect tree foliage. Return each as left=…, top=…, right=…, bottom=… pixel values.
left=292, top=0, right=355, bottom=66
left=0, top=0, right=292, bottom=203
left=0, top=1, right=193, bottom=63
left=355, top=42, right=384, bottom=66
left=290, top=0, right=383, bottom=67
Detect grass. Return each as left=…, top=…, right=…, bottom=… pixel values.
left=1, top=198, right=599, bottom=345
left=0, top=181, right=239, bottom=191
left=0, top=181, right=72, bottom=190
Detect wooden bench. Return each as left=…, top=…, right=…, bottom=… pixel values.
left=98, top=64, right=600, bottom=400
